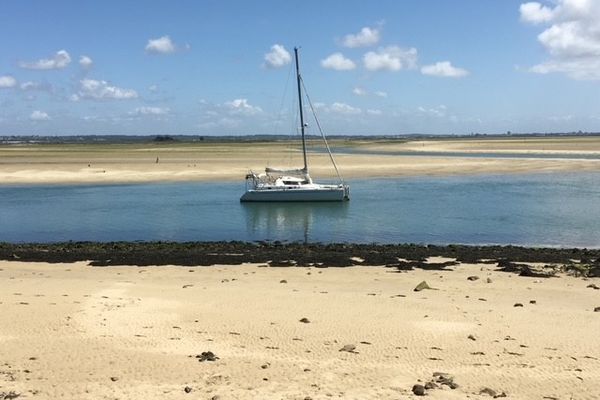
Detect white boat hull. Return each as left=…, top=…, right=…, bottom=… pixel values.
left=240, top=186, right=349, bottom=202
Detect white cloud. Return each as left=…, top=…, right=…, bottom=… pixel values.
left=375, top=90, right=388, bottom=97
left=75, top=79, right=138, bottom=100
left=363, top=46, right=418, bottom=71
left=224, top=98, right=263, bottom=115
left=367, top=109, right=382, bottom=115
left=520, top=2, right=555, bottom=24
left=145, top=36, right=176, bottom=54
left=342, top=26, right=380, bottom=48
left=417, top=105, right=447, bottom=118
left=19, top=50, right=71, bottom=70
left=30, top=110, right=50, bottom=121
left=421, top=61, right=469, bottom=78
left=0, top=75, right=17, bottom=88
left=321, top=53, right=356, bottom=71
left=130, top=106, right=170, bottom=116
left=264, top=44, right=291, bottom=68
left=330, top=102, right=362, bottom=115
left=79, top=55, right=93, bottom=69
left=520, top=0, right=600, bottom=79
left=352, top=87, right=366, bottom=96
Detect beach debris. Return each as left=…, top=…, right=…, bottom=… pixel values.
left=468, top=334, right=477, bottom=341
left=196, top=351, right=219, bottom=362
left=514, top=303, right=524, bottom=307
left=0, top=392, right=21, bottom=400
left=339, top=344, right=357, bottom=353
left=182, top=284, right=193, bottom=288
left=414, top=281, right=435, bottom=292
left=467, top=275, right=480, bottom=281
left=480, top=387, right=507, bottom=397
left=412, top=384, right=426, bottom=396
left=299, top=317, right=310, bottom=323
left=184, top=386, right=192, bottom=393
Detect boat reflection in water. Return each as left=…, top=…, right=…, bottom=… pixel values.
left=241, top=202, right=350, bottom=243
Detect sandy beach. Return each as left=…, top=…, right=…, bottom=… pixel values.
left=1, top=137, right=600, bottom=185
left=1, top=260, right=599, bottom=399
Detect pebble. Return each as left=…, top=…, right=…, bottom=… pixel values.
left=184, top=386, right=192, bottom=393
left=299, top=317, right=310, bottom=323
left=339, top=344, right=357, bottom=353
left=110, top=376, right=119, bottom=382
left=467, top=276, right=480, bottom=281
left=412, top=384, right=426, bottom=396
left=514, top=303, right=524, bottom=307
left=468, top=334, right=477, bottom=341
left=594, top=306, right=600, bottom=312
left=414, top=281, right=433, bottom=292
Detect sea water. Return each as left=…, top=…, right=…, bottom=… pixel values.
left=1, top=173, right=599, bottom=247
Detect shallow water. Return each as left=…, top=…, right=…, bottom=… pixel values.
left=1, top=173, right=599, bottom=247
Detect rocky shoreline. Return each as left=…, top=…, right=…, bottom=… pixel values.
left=1, top=241, right=599, bottom=273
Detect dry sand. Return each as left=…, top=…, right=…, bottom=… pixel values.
left=1, top=138, right=600, bottom=185
left=1, top=260, right=599, bottom=399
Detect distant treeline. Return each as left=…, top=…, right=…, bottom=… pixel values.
left=1, top=132, right=600, bottom=145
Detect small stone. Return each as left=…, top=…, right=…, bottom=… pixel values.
left=424, top=381, right=438, bottom=389
left=514, top=303, right=524, bottom=307
left=587, top=283, right=600, bottom=290
left=339, top=344, right=357, bottom=353
left=110, top=376, right=119, bottom=382
left=412, top=384, right=426, bottom=396
left=196, top=351, right=219, bottom=362
left=299, top=317, right=310, bottom=323
left=280, top=279, right=287, bottom=283
left=529, top=300, right=537, bottom=304
left=184, top=386, right=192, bottom=393
left=261, top=364, right=269, bottom=369
left=486, top=277, right=493, bottom=283
left=594, top=306, right=600, bottom=312
left=414, top=281, right=433, bottom=292
left=467, top=276, right=480, bottom=281
left=468, top=334, right=477, bottom=341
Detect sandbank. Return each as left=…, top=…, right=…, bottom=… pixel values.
left=1, top=138, right=599, bottom=185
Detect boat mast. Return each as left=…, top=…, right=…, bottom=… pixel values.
left=294, top=47, right=308, bottom=173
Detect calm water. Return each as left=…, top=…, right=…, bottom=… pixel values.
left=1, top=173, right=599, bottom=247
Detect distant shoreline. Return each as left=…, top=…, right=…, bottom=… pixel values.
left=1, top=136, right=600, bottom=185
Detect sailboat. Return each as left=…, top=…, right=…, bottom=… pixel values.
left=240, top=47, right=350, bottom=202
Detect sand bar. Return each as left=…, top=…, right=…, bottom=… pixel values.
left=1, top=137, right=600, bottom=185
left=1, top=260, right=599, bottom=399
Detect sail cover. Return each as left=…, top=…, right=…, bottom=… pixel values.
left=265, top=167, right=308, bottom=176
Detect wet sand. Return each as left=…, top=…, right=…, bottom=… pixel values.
left=1, top=137, right=599, bottom=185
left=1, top=260, right=599, bottom=399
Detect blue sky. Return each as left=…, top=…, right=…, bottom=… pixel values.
left=1, top=0, right=599, bottom=136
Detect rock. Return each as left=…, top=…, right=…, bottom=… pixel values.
left=480, top=387, right=496, bottom=397
left=424, top=381, right=438, bottom=389
left=529, top=300, right=537, bottom=304
left=110, top=376, right=119, bottom=382
left=486, top=277, right=493, bottom=283
left=195, top=351, right=219, bottom=362
left=184, top=386, right=192, bottom=393
left=594, top=306, right=600, bottom=312
left=299, top=317, right=310, bottom=323
left=414, top=281, right=434, bottom=292
left=587, top=283, right=600, bottom=290
left=412, top=384, right=426, bottom=396
left=468, top=334, right=477, bottom=341
left=467, top=276, right=480, bottom=281
left=339, top=344, right=357, bottom=353
left=261, top=363, right=269, bottom=369
left=280, top=279, right=287, bottom=283
left=514, top=303, right=524, bottom=307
